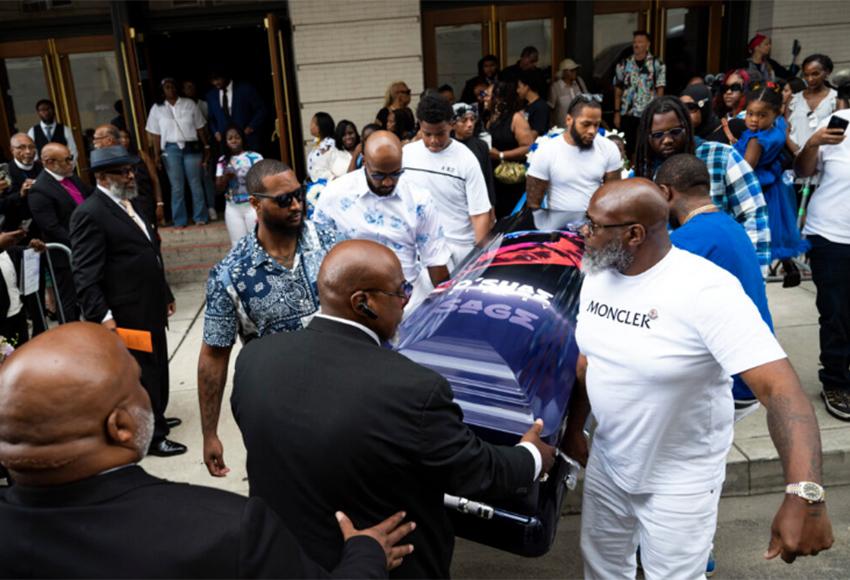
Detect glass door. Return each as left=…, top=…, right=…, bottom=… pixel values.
left=657, top=1, right=722, bottom=95
left=422, top=6, right=492, bottom=92
left=497, top=2, right=564, bottom=83
left=0, top=35, right=121, bottom=174
left=423, top=3, right=564, bottom=93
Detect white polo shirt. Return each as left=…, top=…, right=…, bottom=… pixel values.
left=145, top=97, right=206, bottom=150
left=313, top=168, right=451, bottom=283
left=803, top=109, right=850, bottom=245
left=576, top=247, right=785, bottom=494
left=526, top=134, right=622, bottom=212
left=402, top=139, right=491, bottom=247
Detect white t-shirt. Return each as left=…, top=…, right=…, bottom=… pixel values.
left=526, top=134, right=622, bottom=212
left=576, top=247, right=786, bottom=494
left=402, top=139, right=491, bottom=246
left=803, top=109, right=850, bottom=244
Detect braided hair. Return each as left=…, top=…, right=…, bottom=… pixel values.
left=633, top=96, right=696, bottom=179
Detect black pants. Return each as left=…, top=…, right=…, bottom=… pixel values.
left=129, top=327, right=171, bottom=441
left=50, top=261, right=79, bottom=323
left=809, top=235, right=850, bottom=393
left=620, top=114, right=641, bottom=160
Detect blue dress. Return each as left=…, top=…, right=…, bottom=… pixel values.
left=734, top=118, right=809, bottom=260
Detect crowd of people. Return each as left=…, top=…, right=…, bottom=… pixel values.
left=0, top=29, right=847, bottom=580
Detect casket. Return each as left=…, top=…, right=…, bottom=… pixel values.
left=396, top=210, right=585, bottom=557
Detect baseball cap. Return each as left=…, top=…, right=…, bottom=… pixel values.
left=558, top=59, right=581, bottom=72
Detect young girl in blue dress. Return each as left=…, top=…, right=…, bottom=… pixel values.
left=733, top=82, right=808, bottom=287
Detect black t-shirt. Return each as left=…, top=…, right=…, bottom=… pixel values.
left=526, top=99, right=550, bottom=136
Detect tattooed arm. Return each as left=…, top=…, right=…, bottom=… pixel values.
left=198, top=343, right=233, bottom=477
left=741, top=358, right=834, bottom=563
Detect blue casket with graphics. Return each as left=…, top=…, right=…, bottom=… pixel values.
left=396, top=210, right=585, bottom=557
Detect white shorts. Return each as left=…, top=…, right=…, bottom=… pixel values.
left=581, top=451, right=720, bottom=580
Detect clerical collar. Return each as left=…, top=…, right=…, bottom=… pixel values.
left=14, top=159, right=33, bottom=171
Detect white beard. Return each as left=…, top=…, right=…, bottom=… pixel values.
left=108, top=181, right=138, bottom=201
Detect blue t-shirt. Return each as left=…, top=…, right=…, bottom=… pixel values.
left=671, top=211, right=773, bottom=399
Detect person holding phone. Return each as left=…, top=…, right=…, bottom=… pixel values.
left=795, top=110, right=850, bottom=421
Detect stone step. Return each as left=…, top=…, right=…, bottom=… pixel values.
left=159, top=222, right=231, bottom=285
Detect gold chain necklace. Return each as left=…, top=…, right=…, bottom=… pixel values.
left=682, top=203, right=718, bottom=225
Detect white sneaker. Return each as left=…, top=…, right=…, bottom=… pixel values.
left=208, top=208, right=218, bottom=221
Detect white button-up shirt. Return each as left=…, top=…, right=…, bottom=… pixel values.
left=145, top=97, right=206, bottom=149
left=27, top=121, right=78, bottom=161
left=313, top=168, right=451, bottom=283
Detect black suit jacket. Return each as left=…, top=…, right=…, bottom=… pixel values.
left=0, top=465, right=387, bottom=578
left=70, top=189, right=173, bottom=330
left=232, top=317, right=535, bottom=579
left=2, top=161, right=41, bottom=231
left=27, top=170, right=90, bottom=249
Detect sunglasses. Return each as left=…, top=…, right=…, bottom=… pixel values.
left=684, top=102, right=701, bottom=112
left=364, top=280, right=414, bottom=302
left=649, top=126, right=686, bottom=141
left=252, top=186, right=305, bottom=207
left=724, top=83, right=744, bottom=93
left=366, top=168, right=405, bottom=182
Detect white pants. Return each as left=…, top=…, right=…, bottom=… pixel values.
left=225, top=202, right=257, bottom=247
left=581, top=452, right=720, bottom=580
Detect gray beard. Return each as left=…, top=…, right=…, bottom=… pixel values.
left=129, top=404, right=155, bottom=457
left=581, top=238, right=634, bottom=274
left=108, top=182, right=138, bottom=200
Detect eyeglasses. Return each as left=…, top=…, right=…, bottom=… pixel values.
left=12, top=144, right=36, bottom=151
left=683, top=102, right=701, bottom=112
left=724, top=83, right=744, bottom=93
left=568, top=213, right=637, bottom=236
left=363, top=280, right=414, bottom=302
left=46, top=155, right=74, bottom=164
left=366, top=168, right=405, bottom=182
left=649, top=126, right=686, bottom=141
left=103, top=167, right=135, bottom=177
left=252, top=186, right=305, bottom=207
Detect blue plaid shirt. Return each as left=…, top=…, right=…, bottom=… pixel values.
left=695, top=140, right=771, bottom=267
left=203, top=221, right=342, bottom=347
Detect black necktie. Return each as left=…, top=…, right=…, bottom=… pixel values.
left=222, top=89, right=230, bottom=117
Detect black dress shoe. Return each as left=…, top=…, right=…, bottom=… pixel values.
left=148, top=439, right=188, bottom=457
left=166, top=417, right=182, bottom=428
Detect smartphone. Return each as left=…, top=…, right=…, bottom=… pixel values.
left=827, top=115, right=849, bottom=133
left=0, top=163, right=9, bottom=186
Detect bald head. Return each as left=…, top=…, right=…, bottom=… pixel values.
left=362, top=131, right=403, bottom=196
left=590, top=178, right=669, bottom=229
left=94, top=124, right=121, bottom=149
left=318, top=240, right=406, bottom=341
left=41, top=143, right=74, bottom=178
left=10, top=133, right=36, bottom=165
left=582, top=179, right=671, bottom=275
left=0, top=323, right=152, bottom=484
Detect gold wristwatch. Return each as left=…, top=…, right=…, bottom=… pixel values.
left=785, top=481, right=825, bottom=504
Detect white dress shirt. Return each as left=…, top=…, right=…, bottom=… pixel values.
left=313, top=168, right=451, bottom=283
left=314, top=312, right=381, bottom=345
left=219, top=81, right=233, bottom=111
left=145, top=97, right=206, bottom=149
left=27, top=122, right=78, bottom=161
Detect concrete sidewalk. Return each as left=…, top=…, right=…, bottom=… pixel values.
left=142, top=279, right=850, bottom=500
